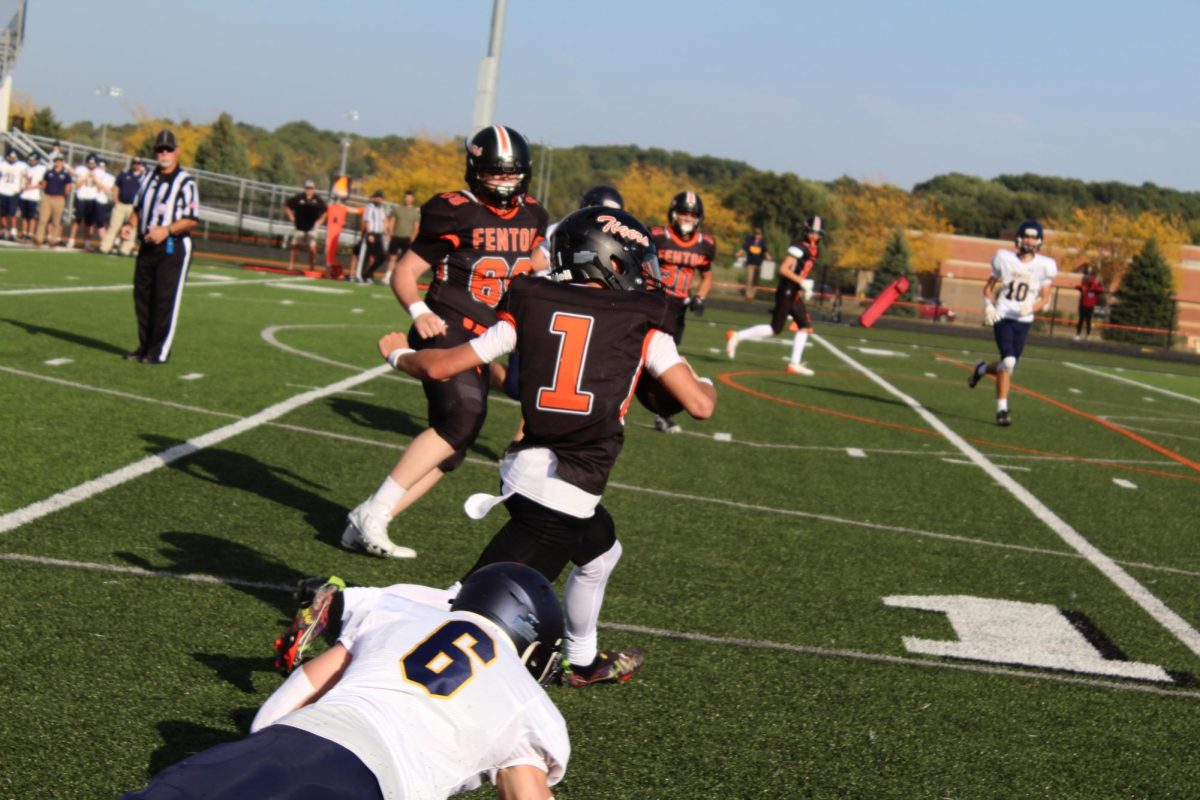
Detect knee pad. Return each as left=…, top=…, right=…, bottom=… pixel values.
left=1001, top=356, right=1017, bottom=374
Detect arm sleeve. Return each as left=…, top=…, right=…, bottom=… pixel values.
left=469, top=319, right=517, bottom=363
left=181, top=179, right=200, bottom=221
left=645, top=329, right=684, bottom=378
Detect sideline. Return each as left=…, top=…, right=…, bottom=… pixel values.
left=1065, top=361, right=1200, bottom=406
left=816, top=333, right=1200, bottom=659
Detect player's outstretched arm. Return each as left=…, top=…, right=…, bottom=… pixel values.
left=378, top=331, right=487, bottom=382
left=495, top=765, right=554, bottom=800
left=658, top=361, right=717, bottom=420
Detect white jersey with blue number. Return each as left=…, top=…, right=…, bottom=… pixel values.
left=991, top=249, right=1057, bottom=322
left=278, top=595, right=569, bottom=800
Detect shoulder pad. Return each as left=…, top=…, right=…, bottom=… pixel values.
left=523, top=195, right=540, bottom=206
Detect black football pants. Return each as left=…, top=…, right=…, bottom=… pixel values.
left=133, top=236, right=192, bottom=363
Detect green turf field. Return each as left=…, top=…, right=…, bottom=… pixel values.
left=3, top=248, right=1199, bottom=799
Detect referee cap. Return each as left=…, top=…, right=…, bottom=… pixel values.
left=154, top=129, right=179, bottom=151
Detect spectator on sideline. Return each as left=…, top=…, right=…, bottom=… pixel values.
left=284, top=180, right=328, bottom=270
left=35, top=153, right=72, bottom=247
left=737, top=227, right=770, bottom=301
left=68, top=153, right=99, bottom=249
left=92, top=159, right=115, bottom=249
left=1075, top=266, right=1105, bottom=341
left=967, top=219, right=1057, bottom=427
left=383, top=190, right=420, bottom=283
left=125, top=130, right=200, bottom=365
left=357, top=190, right=387, bottom=283
left=19, top=152, right=45, bottom=241
left=0, top=149, right=25, bottom=240
left=100, top=159, right=146, bottom=256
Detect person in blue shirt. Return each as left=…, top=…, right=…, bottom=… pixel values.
left=99, top=159, right=147, bottom=256
left=35, top=154, right=72, bottom=247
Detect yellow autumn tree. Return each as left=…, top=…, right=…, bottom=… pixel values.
left=1048, top=207, right=1190, bottom=287
left=119, top=107, right=207, bottom=163
left=362, top=134, right=463, bottom=204
left=833, top=182, right=952, bottom=273
left=616, top=162, right=745, bottom=260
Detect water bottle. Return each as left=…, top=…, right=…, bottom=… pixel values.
left=165, top=235, right=174, bottom=255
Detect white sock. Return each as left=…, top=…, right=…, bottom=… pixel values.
left=790, top=331, right=809, bottom=364
left=564, top=540, right=623, bottom=668
left=368, top=476, right=406, bottom=517
left=998, top=398, right=1009, bottom=412
left=250, top=666, right=317, bottom=732
left=738, top=323, right=774, bottom=343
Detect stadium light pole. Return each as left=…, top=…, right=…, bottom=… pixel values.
left=470, top=0, right=506, bottom=135
left=95, top=86, right=122, bottom=152
left=338, top=109, right=359, bottom=179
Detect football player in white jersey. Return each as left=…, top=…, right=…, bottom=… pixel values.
left=120, top=563, right=569, bottom=800
left=968, top=219, right=1058, bottom=426
left=0, top=150, right=25, bottom=240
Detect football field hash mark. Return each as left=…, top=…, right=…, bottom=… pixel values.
left=1112, top=478, right=1138, bottom=489
left=44, top=358, right=73, bottom=366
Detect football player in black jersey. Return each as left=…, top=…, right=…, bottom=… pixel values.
left=726, top=215, right=824, bottom=376
left=377, top=207, right=717, bottom=687
left=342, top=125, right=549, bottom=559
left=648, top=191, right=716, bottom=432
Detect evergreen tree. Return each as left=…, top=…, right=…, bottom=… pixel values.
left=1106, top=238, right=1177, bottom=346
left=255, top=142, right=297, bottom=186
left=29, top=107, right=64, bottom=139
left=867, top=229, right=916, bottom=317
left=194, top=112, right=251, bottom=177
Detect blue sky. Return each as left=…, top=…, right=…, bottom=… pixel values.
left=10, top=0, right=1200, bottom=190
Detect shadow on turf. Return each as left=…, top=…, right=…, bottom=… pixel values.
left=144, top=713, right=258, bottom=777
left=326, top=397, right=501, bottom=462
left=138, top=434, right=354, bottom=553
left=1, top=317, right=128, bottom=355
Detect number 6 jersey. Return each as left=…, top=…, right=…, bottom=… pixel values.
left=412, top=190, right=549, bottom=330
left=991, top=249, right=1057, bottom=322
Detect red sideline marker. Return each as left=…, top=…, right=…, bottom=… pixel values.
left=858, top=276, right=909, bottom=328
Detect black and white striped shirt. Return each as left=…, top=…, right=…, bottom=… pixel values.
left=362, top=203, right=387, bottom=234
left=133, top=167, right=200, bottom=238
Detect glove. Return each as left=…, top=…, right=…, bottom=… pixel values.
left=983, top=301, right=999, bottom=326
left=1019, top=300, right=1034, bottom=317
left=688, top=296, right=705, bottom=316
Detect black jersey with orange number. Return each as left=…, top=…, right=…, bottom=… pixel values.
left=650, top=225, right=716, bottom=300
left=499, top=275, right=674, bottom=495
left=411, top=190, right=548, bottom=330
left=782, top=238, right=818, bottom=285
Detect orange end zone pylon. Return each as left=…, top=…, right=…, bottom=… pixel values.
left=858, top=276, right=909, bottom=328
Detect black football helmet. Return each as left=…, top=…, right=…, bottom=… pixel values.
left=1015, top=219, right=1044, bottom=254
left=452, top=562, right=563, bottom=686
left=580, top=184, right=624, bottom=210
left=465, top=125, right=532, bottom=210
left=668, top=191, right=704, bottom=237
left=804, top=215, right=825, bottom=239
left=550, top=206, right=660, bottom=292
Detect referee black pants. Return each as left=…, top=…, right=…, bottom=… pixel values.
left=133, top=236, right=192, bottom=363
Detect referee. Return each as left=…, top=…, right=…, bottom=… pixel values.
left=125, top=130, right=200, bottom=365
left=355, top=190, right=387, bottom=283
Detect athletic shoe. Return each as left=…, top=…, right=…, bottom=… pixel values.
left=274, top=575, right=346, bottom=675
left=342, top=502, right=417, bottom=559
left=563, top=647, right=645, bottom=688
left=654, top=415, right=682, bottom=434
left=725, top=329, right=738, bottom=359
left=786, top=362, right=814, bottom=376
left=967, top=361, right=986, bottom=389
left=123, top=351, right=144, bottom=362
left=996, top=409, right=1012, bottom=427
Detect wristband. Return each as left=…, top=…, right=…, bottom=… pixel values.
left=408, top=301, right=432, bottom=319
left=386, top=347, right=414, bottom=369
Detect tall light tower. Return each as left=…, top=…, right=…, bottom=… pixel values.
left=0, top=0, right=27, bottom=133
left=338, top=109, right=359, bottom=179
left=470, top=0, right=507, bottom=135
left=95, top=86, right=122, bottom=152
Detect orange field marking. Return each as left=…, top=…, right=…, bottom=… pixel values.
left=717, top=369, right=1200, bottom=484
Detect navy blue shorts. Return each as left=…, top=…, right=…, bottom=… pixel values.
left=94, top=203, right=111, bottom=228
left=0, top=194, right=19, bottom=216
left=993, top=318, right=1032, bottom=361
left=118, top=724, right=384, bottom=800
left=19, top=198, right=38, bottom=219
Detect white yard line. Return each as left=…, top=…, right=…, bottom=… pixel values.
left=0, top=363, right=393, bottom=535
left=1, top=550, right=1196, bottom=700
left=818, top=333, right=1200, bottom=658
left=1065, top=362, right=1200, bottom=406
left=0, top=275, right=307, bottom=296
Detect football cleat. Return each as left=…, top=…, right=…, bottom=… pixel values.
left=274, top=576, right=346, bottom=675
left=996, top=409, right=1012, bottom=427
left=341, top=502, right=417, bottom=559
left=786, top=362, right=814, bottom=376
left=563, top=647, right=645, bottom=688
left=725, top=329, right=738, bottom=359
left=654, top=415, right=682, bottom=434
left=968, top=360, right=986, bottom=389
